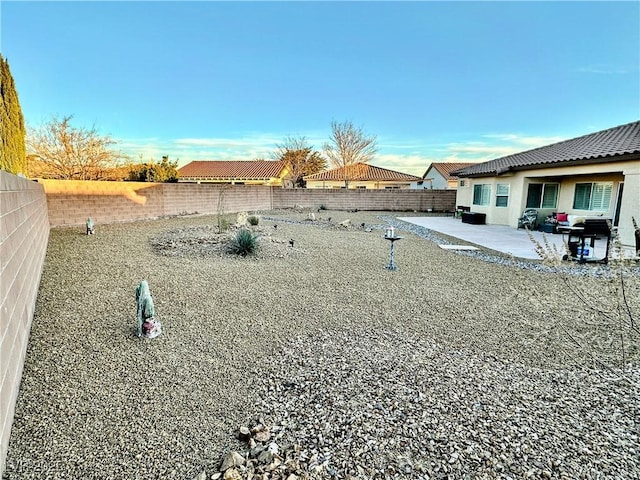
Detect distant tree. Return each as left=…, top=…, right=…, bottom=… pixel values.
left=273, top=136, right=326, bottom=188
left=0, top=54, right=27, bottom=175
left=27, top=115, right=125, bottom=180
left=127, top=155, right=179, bottom=182
left=323, top=120, right=377, bottom=187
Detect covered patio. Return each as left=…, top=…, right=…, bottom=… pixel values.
left=397, top=215, right=611, bottom=260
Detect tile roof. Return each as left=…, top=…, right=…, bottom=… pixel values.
left=178, top=160, right=285, bottom=179
left=453, top=120, right=640, bottom=178
left=304, top=163, right=422, bottom=182
left=425, top=162, right=477, bottom=180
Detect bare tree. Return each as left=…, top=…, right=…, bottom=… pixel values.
left=273, top=135, right=326, bottom=188
left=27, top=115, right=126, bottom=180
left=323, top=120, right=377, bottom=187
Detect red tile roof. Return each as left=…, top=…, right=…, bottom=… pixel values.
left=304, top=163, right=422, bottom=182
left=425, top=162, right=476, bottom=180
left=454, top=120, right=640, bottom=178
left=178, top=160, right=285, bottom=179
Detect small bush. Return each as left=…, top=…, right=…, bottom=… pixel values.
left=226, top=228, right=259, bottom=256
left=217, top=216, right=230, bottom=233
left=247, top=215, right=260, bottom=226
left=318, top=204, right=327, bottom=210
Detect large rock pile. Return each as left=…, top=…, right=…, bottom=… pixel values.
left=196, top=423, right=324, bottom=480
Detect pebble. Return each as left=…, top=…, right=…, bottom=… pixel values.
left=3, top=211, right=638, bottom=480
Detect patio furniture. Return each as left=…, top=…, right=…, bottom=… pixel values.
left=455, top=205, right=471, bottom=218
left=461, top=212, right=486, bottom=225
left=517, top=209, right=538, bottom=230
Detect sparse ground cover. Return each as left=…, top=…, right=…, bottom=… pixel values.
left=5, top=210, right=639, bottom=480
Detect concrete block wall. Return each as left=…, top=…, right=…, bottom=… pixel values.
left=0, top=171, right=49, bottom=477
left=41, top=180, right=166, bottom=226
left=40, top=181, right=457, bottom=227
left=162, top=183, right=273, bottom=217
left=272, top=188, right=457, bottom=213
left=40, top=180, right=275, bottom=226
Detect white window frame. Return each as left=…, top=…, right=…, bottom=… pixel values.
left=573, top=182, right=613, bottom=211
left=495, top=184, right=509, bottom=207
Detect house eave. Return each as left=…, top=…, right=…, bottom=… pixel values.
left=457, top=152, right=639, bottom=178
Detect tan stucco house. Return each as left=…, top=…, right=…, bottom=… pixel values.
left=420, top=162, right=476, bottom=189
left=304, top=163, right=421, bottom=189
left=452, top=120, right=640, bottom=249
left=178, top=160, right=287, bottom=185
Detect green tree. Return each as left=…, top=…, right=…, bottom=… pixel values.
left=127, top=155, right=179, bottom=182
left=27, top=115, right=125, bottom=180
left=0, top=54, right=27, bottom=175
left=273, top=136, right=326, bottom=188
left=323, top=120, right=377, bottom=187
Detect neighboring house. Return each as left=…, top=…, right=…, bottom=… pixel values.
left=304, top=163, right=422, bottom=189
left=178, top=160, right=287, bottom=185
left=415, top=162, right=476, bottom=189
left=452, top=120, right=640, bottom=249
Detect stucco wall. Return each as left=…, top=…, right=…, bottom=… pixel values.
left=456, top=160, right=640, bottom=248
left=0, top=172, right=49, bottom=477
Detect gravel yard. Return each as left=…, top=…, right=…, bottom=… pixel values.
left=4, top=210, right=639, bottom=480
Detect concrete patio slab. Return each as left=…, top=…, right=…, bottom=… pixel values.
left=397, top=215, right=608, bottom=260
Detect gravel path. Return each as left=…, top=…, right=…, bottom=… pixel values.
left=4, top=210, right=639, bottom=480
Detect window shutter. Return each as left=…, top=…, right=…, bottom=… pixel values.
left=590, top=183, right=612, bottom=210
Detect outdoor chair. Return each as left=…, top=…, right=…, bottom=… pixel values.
left=517, top=209, right=538, bottom=230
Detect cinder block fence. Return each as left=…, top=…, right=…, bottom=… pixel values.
left=0, top=176, right=456, bottom=475
left=38, top=179, right=456, bottom=227
left=0, top=172, right=49, bottom=476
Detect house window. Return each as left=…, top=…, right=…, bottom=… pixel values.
left=459, top=180, right=466, bottom=187
left=526, top=183, right=558, bottom=209
left=495, top=184, right=509, bottom=207
left=472, top=184, right=491, bottom=206
left=356, top=185, right=367, bottom=189
left=573, top=182, right=612, bottom=211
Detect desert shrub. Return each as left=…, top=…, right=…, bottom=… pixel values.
left=318, top=204, right=327, bottom=210
left=247, top=215, right=260, bottom=226
left=226, top=228, right=259, bottom=256
left=217, top=216, right=231, bottom=233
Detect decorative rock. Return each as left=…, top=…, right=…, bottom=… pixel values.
left=257, top=449, right=273, bottom=464
left=238, top=426, right=251, bottom=441
left=254, top=428, right=271, bottom=443
left=223, top=468, right=242, bottom=480
left=192, top=472, right=207, bottom=480
left=236, top=212, right=249, bottom=227
left=220, top=451, right=245, bottom=471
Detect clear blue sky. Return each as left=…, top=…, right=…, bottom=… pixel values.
left=2, top=1, right=638, bottom=176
